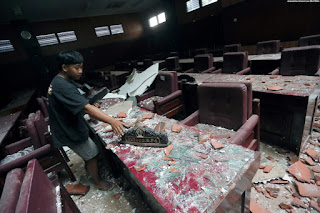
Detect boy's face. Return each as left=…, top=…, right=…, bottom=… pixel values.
left=62, top=63, right=83, bottom=81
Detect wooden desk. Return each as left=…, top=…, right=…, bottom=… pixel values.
left=85, top=103, right=260, bottom=212
left=0, top=89, right=36, bottom=145
left=0, top=111, right=22, bottom=145
left=249, top=53, right=281, bottom=61
left=0, top=89, right=36, bottom=116
left=138, top=53, right=281, bottom=72
left=179, top=54, right=281, bottom=71
left=180, top=53, right=280, bottom=64
left=178, top=73, right=320, bottom=153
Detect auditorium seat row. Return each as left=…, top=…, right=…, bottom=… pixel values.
left=118, top=34, right=320, bottom=71
left=164, top=45, right=320, bottom=76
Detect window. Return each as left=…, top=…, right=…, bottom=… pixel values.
left=149, top=12, right=166, bottom=27
left=57, top=31, right=77, bottom=43
left=0, top=40, right=14, bottom=53
left=157, top=12, right=166, bottom=24
left=95, top=26, right=111, bottom=37
left=36, top=33, right=59, bottom=47
left=149, top=16, right=158, bottom=27
left=186, top=0, right=200, bottom=12
left=201, top=0, right=218, bottom=7
left=110, top=24, right=124, bottom=35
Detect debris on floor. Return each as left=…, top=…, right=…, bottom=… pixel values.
left=250, top=115, right=320, bottom=213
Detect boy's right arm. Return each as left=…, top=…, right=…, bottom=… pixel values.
left=83, top=104, right=125, bottom=136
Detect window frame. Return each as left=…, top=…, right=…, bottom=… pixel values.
left=0, top=40, right=14, bottom=53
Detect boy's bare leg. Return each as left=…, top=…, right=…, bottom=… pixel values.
left=85, top=156, right=113, bottom=190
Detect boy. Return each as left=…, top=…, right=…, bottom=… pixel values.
left=48, top=50, right=124, bottom=191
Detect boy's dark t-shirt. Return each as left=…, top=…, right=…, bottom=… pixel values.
left=48, top=76, right=89, bottom=148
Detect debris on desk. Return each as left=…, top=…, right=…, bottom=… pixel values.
left=168, top=161, right=175, bottom=166
left=263, top=165, right=273, bottom=173
left=199, top=134, right=214, bottom=144
left=117, top=112, right=127, bottom=118
left=169, top=167, right=180, bottom=173
left=86, top=104, right=259, bottom=212
left=164, top=144, right=173, bottom=156
left=164, top=156, right=174, bottom=161
left=134, top=165, right=146, bottom=172
left=267, top=86, right=284, bottom=91
left=171, top=124, right=182, bottom=133
left=210, top=139, right=224, bottom=149
left=104, top=101, right=133, bottom=117
left=106, top=144, right=114, bottom=149
left=142, top=113, right=154, bottom=120
left=154, top=122, right=166, bottom=132
left=117, top=63, right=159, bottom=97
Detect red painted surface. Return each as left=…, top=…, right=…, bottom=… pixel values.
left=114, top=141, right=248, bottom=212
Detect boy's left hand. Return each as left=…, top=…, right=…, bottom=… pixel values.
left=110, top=119, right=125, bottom=136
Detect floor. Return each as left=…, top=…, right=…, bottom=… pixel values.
left=60, top=107, right=320, bottom=213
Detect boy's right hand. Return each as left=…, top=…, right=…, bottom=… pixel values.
left=110, top=119, right=125, bottom=136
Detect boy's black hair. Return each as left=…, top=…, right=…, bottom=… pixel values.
left=57, top=51, right=83, bottom=70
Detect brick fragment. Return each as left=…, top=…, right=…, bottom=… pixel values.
left=279, top=202, right=293, bottom=209
left=263, top=165, right=273, bottom=173
left=291, top=197, right=307, bottom=209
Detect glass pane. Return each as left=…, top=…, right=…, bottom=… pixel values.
left=201, top=0, right=218, bottom=7
left=149, top=16, right=158, bottom=27
left=95, top=26, right=111, bottom=37
left=186, top=0, right=200, bottom=12
left=0, top=40, right=14, bottom=53
left=57, top=31, right=77, bottom=43
left=157, top=12, right=166, bottom=24
left=110, top=24, right=124, bottom=35
left=36, top=34, right=59, bottom=47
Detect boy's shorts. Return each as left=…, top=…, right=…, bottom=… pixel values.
left=68, top=137, right=99, bottom=161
